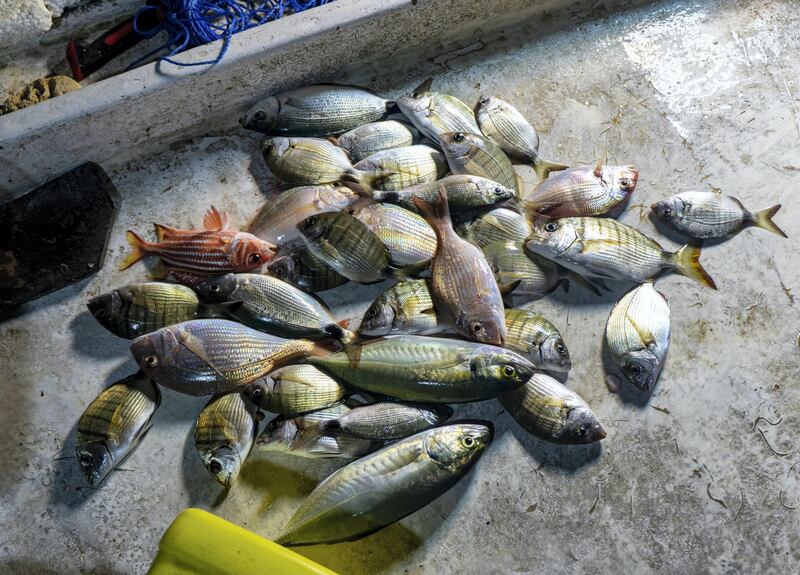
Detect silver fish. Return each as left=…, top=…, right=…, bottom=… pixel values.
left=354, top=203, right=436, bottom=266
left=359, top=279, right=439, bottom=336
left=395, top=78, right=480, bottom=146
left=651, top=191, right=786, bottom=239
left=605, top=283, right=670, bottom=392
left=504, top=305, right=570, bottom=374
left=242, top=364, right=349, bottom=416
left=353, top=145, right=446, bottom=191
left=439, top=131, right=519, bottom=193
left=336, top=121, right=416, bottom=162
left=275, top=423, right=492, bottom=545
left=456, top=207, right=532, bottom=249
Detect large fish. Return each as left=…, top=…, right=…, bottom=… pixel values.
left=605, top=282, right=670, bottom=392
left=651, top=191, right=786, bottom=239
left=267, top=249, right=349, bottom=293
left=525, top=217, right=717, bottom=289
left=359, top=279, right=439, bottom=337
left=413, top=189, right=507, bottom=344
left=241, top=84, right=395, bottom=136
left=120, top=207, right=276, bottom=275
left=195, top=273, right=354, bottom=343
left=195, top=392, right=259, bottom=488
left=335, top=120, right=416, bottom=162
left=304, top=335, right=534, bottom=403
left=242, top=365, right=348, bottom=416
left=130, top=319, right=327, bottom=395
left=439, top=131, right=519, bottom=193
left=353, top=145, right=446, bottom=191
left=353, top=203, right=436, bottom=267
left=456, top=207, right=532, bottom=249
left=395, top=78, right=480, bottom=146
left=312, top=402, right=453, bottom=441
left=504, top=306, right=570, bottom=374
left=475, top=95, right=568, bottom=179
left=248, top=185, right=359, bottom=247
left=275, top=423, right=491, bottom=546
left=76, top=372, right=160, bottom=487
left=500, top=373, right=605, bottom=444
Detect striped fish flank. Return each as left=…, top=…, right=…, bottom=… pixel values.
left=353, top=145, right=446, bottom=191
left=266, top=249, right=349, bottom=293
left=440, top=131, right=519, bottom=193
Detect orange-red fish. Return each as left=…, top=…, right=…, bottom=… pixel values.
left=121, top=207, right=276, bottom=276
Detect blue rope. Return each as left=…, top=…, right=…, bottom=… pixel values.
left=132, top=1, right=331, bottom=67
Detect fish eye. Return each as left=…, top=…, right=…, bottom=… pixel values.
left=662, top=208, right=672, bottom=217
left=273, top=266, right=285, bottom=278
left=461, top=435, right=475, bottom=448
left=306, top=216, right=317, bottom=227
left=366, top=305, right=379, bottom=319
left=253, top=111, right=266, bottom=122
left=619, top=178, right=630, bottom=188
left=630, top=364, right=642, bottom=376
left=453, top=132, right=465, bottom=142
left=494, top=187, right=502, bottom=194
left=250, top=386, right=264, bottom=401
left=556, top=343, right=567, bottom=355
left=502, top=365, right=516, bottom=378
left=471, top=322, right=483, bottom=333
left=144, top=355, right=159, bottom=368
left=577, top=425, right=588, bottom=437
left=209, top=459, right=223, bottom=474
left=209, top=284, right=221, bottom=294
left=544, top=222, right=558, bottom=232
left=79, top=453, right=93, bottom=468
left=247, top=253, right=262, bottom=264
left=411, top=91, right=421, bottom=98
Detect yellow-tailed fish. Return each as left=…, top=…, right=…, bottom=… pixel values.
left=336, top=120, right=416, bottom=162
left=504, top=305, right=570, bottom=374
left=439, top=131, right=519, bottom=193
left=395, top=78, right=480, bottom=146
left=266, top=249, right=349, bottom=293
left=353, top=145, right=446, bottom=191
left=359, top=279, right=440, bottom=336
left=354, top=203, right=436, bottom=267
left=242, top=364, right=349, bottom=416
left=456, top=207, right=532, bottom=248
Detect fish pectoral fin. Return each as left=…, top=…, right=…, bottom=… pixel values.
left=626, top=313, right=656, bottom=347
left=318, top=238, right=343, bottom=262
left=203, top=206, right=229, bottom=231
left=419, top=307, right=437, bottom=315
left=178, top=331, right=225, bottom=378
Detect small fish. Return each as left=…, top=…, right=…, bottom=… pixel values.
left=195, top=392, right=259, bottom=488
left=605, top=283, right=670, bottom=392
left=523, top=157, right=638, bottom=217
left=275, top=423, right=491, bottom=546
left=76, top=372, right=160, bottom=487
left=395, top=78, right=480, bottom=146
left=261, top=137, right=390, bottom=186
left=336, top=121, right=416, bottom=162
left=504, top=306, right=570, bottom=374
left=313, top=402, right=453, bottom=441
left=456, top=207, right=532, bottom=248
left=242, top=364, right=349, bottom=416
left=359, top=279, right=439, bottom=336
left=525, top=217, right=717, bottom=289
left=195, top=273, right=354, bottom=343
left=297, top=212, right=392, bottom=284
left=482, top=241, right=564, bottom=298
left=130, top=319, right=326, bottom=396
left=353, top=145, right=446, bottom=191
left=439, top=131, right=519, bottom=193
left=87, top=282, right=233, bottom=340
left=500, top=373, right=606, bottom=444
left=120, top=207, right=276, bottom=275
left=475, top=95, right=568, bottom=179
left=241, top=85, right=395, bottom=136
left=267, top=249, right=349, bottom=293
left=354, top=203, right=436, bottom=267
left=651, top=191, right=786, bottom=239
left=413, top=189, right=507, bottom=344
left=247, top=185, right=359, bottom=247
left=305, top=335, right=534, bottom=403
left=256, top=403, right=380, bottom=459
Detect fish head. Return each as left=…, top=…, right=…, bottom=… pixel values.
left=606, top=165, right=638, bottom=199
left=77, top=441, right=114, bottom=487
left=266, top=254, right=298, bottom=283
left=473, top=177, right=517, bottom=204
left=470, top=347, right=535, bottom=388
left=257, top=417, right=296, bottom=452
left=439, top=131, right=475, bottom=161
left=195, top=274, right=239, bottom=302
left=558, top=406, right=607, bottom=444
left=424, top=423, right=492, bottom=470
left=86, top=290, right=122, bottom=331
left=359, top=296, right=395, bottom=336
left=474, top=95, right=504, bottom=119
left=227, top=233, right=276, bottom=271
left=261, top=136, right=292, bottom=164
left=620, top=349, right=661, bottom=392
left=242, top=376, right=274, bottom=407
left=457, top=310, right=507, bottom=346
left=539, top=333, right=572, bottom=374
left=396, top=79, right=434, bottom=117
left=201, top=446, right=242, bottom=488
left=130, top=328, right=181, bottom=379
left=650, top=195, right=686, bottom=225
left=526, top=218, right=578, bottom=258
left=296, top=214, right=326, bottom=244
left=241, top=96, right=280, bottom=133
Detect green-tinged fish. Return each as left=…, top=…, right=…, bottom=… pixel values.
left=297, top=212, right=392, bottom=284
left=359, top=279, right=440, bottom=336
left=475, top=95, right=568, bottom=179
left=312, top=402, right=453, bottom=441
left=195, top=393, right=259, bottom=488
left=605, top=283, right=670, bottom=392
left=248, top=185, right=359, bottom=246
left=651, top=191, right=786, bottom=240
left=395, top=78, right=480, bottom=146
left=87, top=282, right=232, bottom=340
left=195, top=273, right=354, bottom=343
left=261, top=137, right=390, bottom=186
left=500, top=373, right=605, bottom=444
left=504, top=306, right=570, bottom=374
left=525, top=217, right=717, bottom=289
left=242, top=85, right=394, bottom=136
left=414, top=190, right=507, bottom=344
left=456, top=207, right=532, bottom=248
left=354, top=203, right=436, bottom=266
left=76, top=372, right=160, bottom=487
left=130, top=319, right=328, bottom=396
left=336, top=121, right=415, bottom=162
left=353, top=145, right=446, bottom=191
left=276, top=423, right=491, bottom=546
left=242, top=365, right=349, bottom=416
left=305, top=335, right=534, bottom=403
left=346, top=174, right=516, bottom=219
left=523, top=157, right=638, bottom=217
left=257, top=403, right=380, bottom=459
left=440, top=131, right=519, bottom=193
left=482, top=241, right=563, bottom=298
left=267, top=249, right=349, bottom=293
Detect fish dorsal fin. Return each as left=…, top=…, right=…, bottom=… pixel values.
left=594, top=150, right=607, bottom=178
left=626, top=313, right=656, bottom=347
left=153, top=223, right=178, bottom=241
left=178, top=329, right=225, bottom=378
left=203, top=206, right=229, bottom=231
left=411, top=77, right=433, bottom=97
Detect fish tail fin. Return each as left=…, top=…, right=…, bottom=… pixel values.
left=533, top=157, right=569, bottom=181
left=389, top=259, right=431, bottom=280
left=672, top=244, right=717, bottom=290
left=412, top=184, right=452, bottom=239
left=749, top=204, right=787, bottom=238
left=119, top=231, right=151, bottom=271
left=341, top=180, right=375, bottom=199
left=342, top=169, right=395, bottom=189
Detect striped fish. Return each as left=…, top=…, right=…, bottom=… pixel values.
left=395, top=78, right=480, bottom=146
left=353, top=145, right=446, bottom=191
left=242, top=364, right=348, bottom=416
left=195, top=392, right=259, bottom=487
left=266, top=249, right=349, bottom=293
left=456, top=207, right=532, bottom=249
left=353, top=203, right=436, bottom=267
left=335, top=120, right=415, bottom=162
left=76, top=372, right=161, bottom=487
left=120, top=207, right=276, bottom=276
left=504, top=306, right=570, bottom=374
left=439, top=131, right=519, bottom=193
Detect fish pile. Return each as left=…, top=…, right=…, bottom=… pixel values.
left=76, top=80, right=786, bottom=546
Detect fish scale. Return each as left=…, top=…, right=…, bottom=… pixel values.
left=440, top=132, right=518, bottom=193
left=354, top=203, right=436, bottom=266
left=246, top=365, right=347, bottom=416
left=336, top=121, right=415, bottom=162
left=354, top=145, right=446, bottom=191
left=456, top=207, right=532, bottom=248
left=267, top=249, right=349, bottom=293
left=330, top=402, right=451, bottom=440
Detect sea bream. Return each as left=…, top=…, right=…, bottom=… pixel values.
left=395, top=78, right=480, bottom=146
